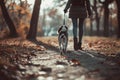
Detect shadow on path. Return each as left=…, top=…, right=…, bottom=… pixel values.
left=30, top=39, right=120, bottom=80
left=65, top=50, right=120, bottom=80
left=28, top=39, right=60, bottom=52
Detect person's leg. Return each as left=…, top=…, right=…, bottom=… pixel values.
left=71, top=18, right=77, bottom=38
left=78, top=18, right=85, bottom=50
left=71, top=18, right=78, bottom=50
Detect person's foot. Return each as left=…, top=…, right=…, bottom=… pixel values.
left=78, top=47, right=82, bottom=50
left=74, top=37, right=78, bottom=51
left=77, top=42, right=82, bottom=50
left=74, top=47, right=78, bottom=51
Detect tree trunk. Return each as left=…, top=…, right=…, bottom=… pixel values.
left=116, top=0, right=120, bottom=38
left=96, top=16, right=100, bottom=36
left=94, top=0, right=100, bottom=36
left=90, top=19, right=93, bottom=36
left=103, top=4, right=109, bottom=37
left=0, top=0, right=18, bottom=37
left=26, top=0, right=41, bottom=40
left=98, top=0, right=114, bottom=37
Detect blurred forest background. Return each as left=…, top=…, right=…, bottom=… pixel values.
left=0, top=0, right=120, bottom=39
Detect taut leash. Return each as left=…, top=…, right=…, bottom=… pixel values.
left=63, top=13, right=66, bottom=25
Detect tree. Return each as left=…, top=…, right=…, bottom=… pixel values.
left=26, top=0, right=41, bottom=40
left=91, top=0, right=101, bottom=36
left=116, top=0, right=120, bottom=38
left=0, top=0, right=18, bottom=37
left=99, top=0, right=114, bottom=37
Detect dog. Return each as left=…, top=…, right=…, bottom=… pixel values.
left=58, top=25, right=68, bottom=55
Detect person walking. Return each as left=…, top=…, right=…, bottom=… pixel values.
left=64, top=0, right=92, bottom=50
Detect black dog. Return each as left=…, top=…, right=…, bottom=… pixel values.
left=58, top=25, right=68, bottom=55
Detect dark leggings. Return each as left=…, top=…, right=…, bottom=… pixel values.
left=71, top=18, right=85, bottom=43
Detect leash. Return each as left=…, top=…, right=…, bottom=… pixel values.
left=63, top=13, right=66, bottom=25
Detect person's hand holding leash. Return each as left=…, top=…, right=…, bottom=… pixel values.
left=64, top=9, right=67, bottom=13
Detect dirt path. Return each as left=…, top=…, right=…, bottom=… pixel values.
left=0, top=37, right=120, bottom=80
left=21, top=49, right=120, bottom=80
left=25, top=41, right=120, bottom=80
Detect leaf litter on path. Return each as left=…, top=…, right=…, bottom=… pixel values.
left=0, top=37, right=120, bottom=80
